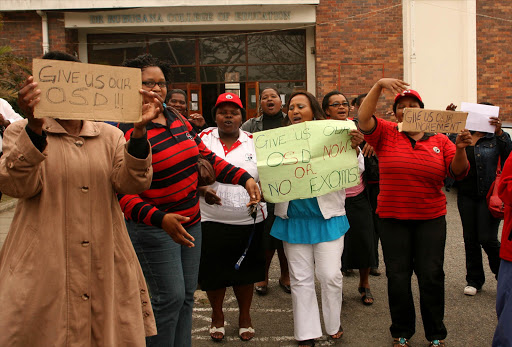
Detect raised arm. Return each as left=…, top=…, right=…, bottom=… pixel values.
left=358, top=78, right=409, bottom=132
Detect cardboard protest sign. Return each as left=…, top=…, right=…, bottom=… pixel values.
left=254, top=120, right=359, bottom=203
left=33, top=59, right=142, bottom=122
left=401, top=108, right=468, bottom=134
left=461, top=102, right=499, bottom=133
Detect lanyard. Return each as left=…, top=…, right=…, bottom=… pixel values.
left=235, top=205, right=258, bottom=270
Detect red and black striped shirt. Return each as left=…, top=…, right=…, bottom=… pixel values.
left=363, top=117, right=467, bottom=220
left=117, top=109, right=252, bottom=228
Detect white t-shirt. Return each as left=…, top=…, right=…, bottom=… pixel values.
left=0, top=98, right=24, bottom=152
left=199, top=127, right=267, bottom=225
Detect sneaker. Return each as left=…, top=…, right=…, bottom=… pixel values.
left=429, top=340, right=445, bottom=347
left=463, top=285, right=478, bottom=296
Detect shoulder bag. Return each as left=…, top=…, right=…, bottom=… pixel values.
left=486, top=158, right=504, bottom=219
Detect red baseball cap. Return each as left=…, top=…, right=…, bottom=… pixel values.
left=394, top=89, right=423, bottom=104
left=215, top=92, right=244, bottom=109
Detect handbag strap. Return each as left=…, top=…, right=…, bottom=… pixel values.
left=167, top=106, right=188, bottom=128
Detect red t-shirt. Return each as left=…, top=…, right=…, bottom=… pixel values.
left=363, top=117, right=466, bottom=220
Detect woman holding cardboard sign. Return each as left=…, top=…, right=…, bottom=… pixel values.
left=117, top=54, right=261, bottom=347
left=0, top=51, right=162, bottom=346
left=446, top=102, right=512, bottom=297
left=270, top=91, right=364, bottom=347
left=357, top=78, right=472, bottom=347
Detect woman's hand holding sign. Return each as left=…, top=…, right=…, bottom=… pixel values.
left=18, top=76, right=44, bottom=135
left=349, top=129, right=364, bottom=149
left=132, top=90, right=163, bottom=138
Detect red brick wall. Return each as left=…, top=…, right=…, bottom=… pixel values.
left=1, top=11, right=72, bottom=61
left=1, top=12, right=43, bottom=60
left=315, top=0, right=403, bottom=117
left=477, top=1, right=512, bottom=121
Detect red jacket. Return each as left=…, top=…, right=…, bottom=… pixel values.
left=498, top=155, right=512, bottom=262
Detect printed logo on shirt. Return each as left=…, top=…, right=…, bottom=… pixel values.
left=245, top=153, right=254, bottom=161
left=433, top=146, right=440, bottom=153
left=186, top=132, right=193, bottom=140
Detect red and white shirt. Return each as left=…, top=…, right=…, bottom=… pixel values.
left=199, top=127, right=266, bottom=225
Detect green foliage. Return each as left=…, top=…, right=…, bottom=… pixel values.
left=0, top=46, right=31, bottom=103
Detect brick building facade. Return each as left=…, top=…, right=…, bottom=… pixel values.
left=476, top=1, right=512, bottom=118
left=1, top=1, right=511, bottom=120
left=315, top=0, right=403, bottom=116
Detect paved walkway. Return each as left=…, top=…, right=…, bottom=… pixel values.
left=0, top=191, right=500, bottom=346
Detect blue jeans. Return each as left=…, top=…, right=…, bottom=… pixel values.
left=127, top=220, right=202, bottom=347
left=457, top=193, right=501, bottom=289
left=493, top=259, right=512, bottom=347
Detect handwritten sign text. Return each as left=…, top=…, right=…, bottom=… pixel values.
left=401, top=108, right=468, bottom=134
left=33, top=59, right=142, bottom=122
left=255, top=120, right=359, bottom=203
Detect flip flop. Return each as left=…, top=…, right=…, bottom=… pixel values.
left=209, top=326, right=225, bottom=342
left=239, top=327, right=255, bottom=341
left=358, top=287, right=374, bottom=306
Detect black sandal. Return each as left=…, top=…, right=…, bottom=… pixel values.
left=358, top=287, right=374, bottom=306
left=298, top=339, right=315, bottom=346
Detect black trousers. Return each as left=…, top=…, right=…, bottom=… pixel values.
left=380, top=216, right=447, bottom=341
left=457, top=193, right=501, bottom=289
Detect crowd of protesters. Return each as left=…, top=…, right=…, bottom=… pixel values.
left=0, top=51, right=511, bottom=347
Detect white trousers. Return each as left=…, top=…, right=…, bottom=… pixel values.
left=283, top=236, right=344, bottom=341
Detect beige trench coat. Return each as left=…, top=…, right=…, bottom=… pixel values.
left=0, top=119, right=157, bottom=346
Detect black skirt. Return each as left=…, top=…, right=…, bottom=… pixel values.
left=342, top=191, right=377, bottom=269
left=199, top=221, right=265, bottom=291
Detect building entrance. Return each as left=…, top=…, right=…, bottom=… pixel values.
left=87, top=29, right=306, bottom=122
left=169, top=82, right=258, bottom=127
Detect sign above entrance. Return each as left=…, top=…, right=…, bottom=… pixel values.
left=65, top=5, right=316, bottom=28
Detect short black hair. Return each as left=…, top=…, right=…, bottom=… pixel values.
left=353, top=93, right=367, bottom=107
left=260, top=87, right=280, bottom=98
left=165, top=89, right=186, bottom=103
left=321, top=90, right=349, bottom=113
left=42, top=51, right=80, bottom=62
left=122, top=54, right=172, bottom=82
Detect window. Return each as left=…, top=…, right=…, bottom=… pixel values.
left=88, top=30, right=306, bottom=85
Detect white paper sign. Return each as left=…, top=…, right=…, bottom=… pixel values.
left=460, top=102, right=499, bottom=133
